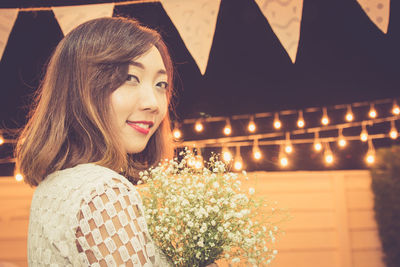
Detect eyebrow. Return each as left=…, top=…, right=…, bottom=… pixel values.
left=129, top=61, right=167, bottom=75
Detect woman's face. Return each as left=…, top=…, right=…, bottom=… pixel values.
left=110, top=46, right=169, bottom=154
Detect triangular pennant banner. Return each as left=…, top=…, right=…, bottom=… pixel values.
left=52, top=3, right=115, bottom=36
left=357, top=0, right=390, bottom=34
left=161, top=0, right=221, bottom=75
left=0, top=8, right=19, bottom=61
left=255, top=0, right=304, bottom=63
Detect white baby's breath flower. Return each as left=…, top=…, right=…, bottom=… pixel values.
left=249, top=187, right=255, bottom=195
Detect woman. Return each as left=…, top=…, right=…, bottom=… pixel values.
left=16, top=17, right=212, bottom=266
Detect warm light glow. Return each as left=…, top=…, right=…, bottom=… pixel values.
left=321, top=117, right=329, bottom=126
left=390, top=129, right=398, bottom=139
left=15, top=173, right=23, bottom=182
left=297, top=119, right=305, bottom=128
left=368, top=104, right=377, bottom=118
left=345, top=113, right=354, bottom=122
left=0, top=136, right=4, bottom=145
left=253, top=150, right=262, bottom=160
left=280, top=157, right=288, bottom=167
left=325, top=154, right=334, bottom=164
left=366, top=154, right=375, bottom=165
left=314, top=142, right=322, bottom=151
left=248, top=118, right=256, bottom=132
left=393, top=106, right=400, bottom=115
left=187, top=156, right=196, bottom=167
left=360, top=132, right=368, bottom=142
left=338, top=138, right=347, bottom=148
left=194, top=155, right=204, bottom=169
left=223, top=119, right=232, bottom=135
left=222, top=147, right=232, bottom=162
left=173, top=128, right=182, bottom=140
left=234, top=160, right=243, bottom=171
left=195, top=121, right=204, bottom=132
left=274, top=120, right=281, bottom=129
left=285, top=145, right=293, bottom=154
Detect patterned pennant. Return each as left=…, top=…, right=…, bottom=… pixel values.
left=357, top=0, right=390, bottom=34
left=53, top=3, right=115, bottom=36
left=0, top=8, right=18, bottom=61
left=255, top=0, right=304, bottom=63
left=161, top=0, right=221, bottom=75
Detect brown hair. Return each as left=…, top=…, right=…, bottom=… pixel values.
left=15, top=17, right=175, bottom=187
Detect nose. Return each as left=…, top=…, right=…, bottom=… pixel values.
left=139, top=85, right=159, bottom=113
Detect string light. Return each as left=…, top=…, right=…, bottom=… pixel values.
left=360, top=123, right=368, bottom=142
left=273, top=113, right=282, bottom=129
left=285, top=132, right=293, bottom=154
left=392, top=100, right=400, bottom=115
left=369, top=104, right=377, bottom=118
left=252, top=139, right=262, bottom=160
left=223, top=119, right=232, bottom=136
left=194, top=119, right=204, bottom=132
left=172, top=122, right=182, bottom=140
left=222, top=146, right=232, bottom=162
left=194, top=148, right=204, bottom=169
left=15, top=173, right=23, bottom=182
left=233, top=146, right=244, bottom=171
left=313, top=131, right=322, bottom=152
left=297, top=110, right=305, bottom=128
left=0, top=135, right=4, bottom=145
left=321, top=107, right=329, bottom=126
left=345, top=105, right=354, bottom=122
left=248, top=116, right=256, bottom=133
left=389, top=120, right=398, bottom=139
left=365, top=139, right=375, bottom=165
left=337, top=128, right=347, bottom=148
left=324, top=142, right=334, bottom=165
left=279, top=144, right=289, bottom=167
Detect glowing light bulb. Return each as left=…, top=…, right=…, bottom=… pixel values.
left=280, top=157, right=288, bottom=167
left=187, top=156, right=196, bottom=167
left=273, top=113, right=281, bottom=129
left=194, top=155, right=204, bottom=169
left=366, top=154, right=375, bottom=165
left=297, top=110, right=305, bottom=128
left=345, top=105, right=354, bottom=122
left=285, top=145, right=293, bottom=154
left=321, top=107, right=329, bottom=126
left=15, top=173, right=23, bottom=182
left=248, top=117, right=256, bottom=132
left=324, top=142, right=334, bottom=165
left=338, top=138, right=347, bottom=148
left=222, top=147, right=232, bottom=162
left=365, top=139, right=375, bottom=165
left=195, top=121, right=204, bottom=132
left=234, top=160, right=243, bottom=171
left=360, top=132, right=368, bottom=142
left=325, top=153, right=334, bottom=164
left=252, top=139, right=262, bottom=160
left=0, top=136, right=4, bottom=145
left=223, top=119, right=232, bottom=135
left=393, top=104, right=400, bottom=115
left=233, top=146, right=244, bottom=171
left=368, top=104, right=377, bottom=118
left=314, top=142, right=322, bottom=151
left=254, top=150, right=262, bottom=160
left=390, top=130, right=398, bottom=139
left=173, top=128, right=182, bottom=140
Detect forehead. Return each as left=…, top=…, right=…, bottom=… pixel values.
left=129, top=46, right=166, bottom=72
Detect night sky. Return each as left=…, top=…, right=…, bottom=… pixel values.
left=0, top=0, right=399, bottom=174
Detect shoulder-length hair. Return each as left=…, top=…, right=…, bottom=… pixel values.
left=15, top=17, right=175, bottom=187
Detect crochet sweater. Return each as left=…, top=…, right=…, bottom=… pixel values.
left=27, top=163, right=171, bottom=266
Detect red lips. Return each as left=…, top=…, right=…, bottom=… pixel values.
left=126, top=121, right=154, bottom=134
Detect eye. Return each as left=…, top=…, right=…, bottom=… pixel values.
left=126, top=74, right=139, bottom=85
left=156, top=81, right=169, bottom=90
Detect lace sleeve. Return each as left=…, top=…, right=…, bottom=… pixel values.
left=75, top=181, right=156, bottom=266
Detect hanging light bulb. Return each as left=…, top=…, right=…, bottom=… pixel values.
left=0, top=135, right=4, bottom=145
left=273, top=113, right=282, bottom=129
left=324, top=142, right=334, bottom=165
left=285, top=132, right=293, bottom=154
left=222, top=146, right=232, bottom=162
left=297, top=110, right=305, bottom=128
left=360, top=123, right=368, bottom=142
left=392, top=100, right=400, bottom=115
left=194, top=148, right=204, bottom=169
left=389, top=120, right=398, bottom=139
left=365, top=139, right=376, bottom=165
left=223, top=119, right=232, bottom=136
left=368, top=103, right=377, bottom=118
left=233, top=146, right=243, bottom=171
left=15, top=173, right=24, bottom=182
left=252, top=139, right=262, bottom=160
left=321, top=107, right=329, bottom=126
left=313, top=131, right=322, bottom=152
left=187, top=147, right=196, bottom=167
left=345, top=105, right=354, bottom=122
left=248, top=116, right=256, bottom=133
left=172, top=122, right=182, bottom=140
left=194, top=119, right=204, bottom=132
left=279, top=144, right=289, bottom=167
left=337, top=128, right=347, bottom=148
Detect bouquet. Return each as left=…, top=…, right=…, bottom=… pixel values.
left=138, top=149, right=286, bottom=266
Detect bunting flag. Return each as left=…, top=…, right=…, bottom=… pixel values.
left=357, top=0, right=390, bottom=34
left=255, top=0, right=304, bottom=63
left=0, top=8, right=18, bottom=61
left=52, top=3, right=115, bottom=36
left=161, top=0, right=221, bottom=75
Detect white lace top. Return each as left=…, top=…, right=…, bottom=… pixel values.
left=27, top=163, right=172, bottom=266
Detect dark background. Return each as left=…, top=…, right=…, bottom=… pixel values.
left=0, top=0, right=399, bottom=174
